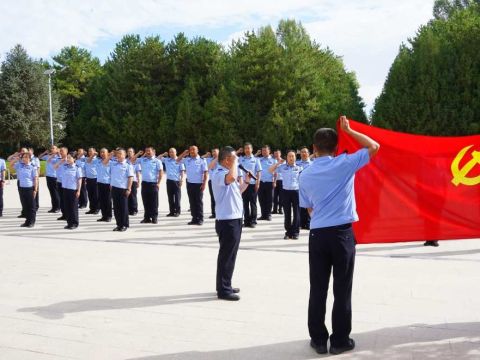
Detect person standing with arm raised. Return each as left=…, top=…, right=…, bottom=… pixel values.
left=110, top=149, right=134, bottom=232
left=160, top=148, right=185, bottom=217
left=0, top=156, right=6, bottom=217
left=39, top=145, right=61, bottom=213
left=96, top=148, right=113, bottom=223
left=84, top=147, right=100, bottom=215
left=300, top=116, right=379, bottom=355
left=61, top=153, right=82, bottom=230
left=238, top=143, right=262, bottom=228
left=11, top=152, right=38, bottom=228
left=138, top=146, right=163, bottom=224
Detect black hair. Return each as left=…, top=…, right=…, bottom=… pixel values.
left=218, top=146, right=235, bottom=163
left=314, top=128, right=338, bottom=154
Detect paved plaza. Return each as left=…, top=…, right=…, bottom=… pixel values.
left=0, top=178, right=479, bottom=359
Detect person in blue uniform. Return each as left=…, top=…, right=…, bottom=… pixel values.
left=8, top=148, right=29, bottom=218
left=211, top=146, right=251, bottom=301
left=51, top=147, right=69, bottom=221
left=96, top=148, right=113, bottom=222
left=297, top=146, right=313, bottom=230
left=29, top=148, right=41, bottom=211
left=84, top=148, right=100, bottom=215
left=205, top=148, right=219, bottom=219
left=138, top=146, right=163, bottom=224
left=127, top=148, right=141, bottom=216
left=39, top=146, right=61, bottom=213
left=0, top=156, right=5, bottom=217
left=61, top=153, right=82, bottom=229
left=272, top=149, right=284, bottom=215
left=159, top=148, right=185, bottom=217
left=110, top=148, right=134, bottom=232
left=238, top=143, right=262, bottom=228
left=178, top=146, right=208, bottom=225
left=75, top=148, right=88, bottom=209
left=300, top=116, right=380, bottom=355
left=269, top=151, right=302, bottom=240
left=12, top=152, right=38, bottom=227
left=258, top=145, right=276, bottom=221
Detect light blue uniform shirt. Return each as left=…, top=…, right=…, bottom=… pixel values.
left=85, top=157, right=99, bottom=179
left=182, top=156, right=208, bottom=184
left=299, top=148, right=370, bottom=229
left=127, top=159, right=141, bottom=183
left=138, top=157, right=162, bottom=183
left=206, top=157, right=219, bottom=178
left=239, top=155, right=262, bottom=185
left=163, top=157, right=185, bottom=181
left=15, top=162, right=37, bottom=188
left=259, top=156, right=277, bottom=182
left=296, top=159, right=312, bottom=170
left=212, top=165, right=244, bottom=220
left=110, top=160, right=134, bottom=189
left=0, top=158, right=6, bottom=181
left=75, top=156, right=86, bottom=177
left=96, top=160, right=111, bottom=184
left=276, top=164, right=303, bottom=190
left=61, top=164, right=82, bottom=190
left=31, top=156, right=40, bottom=170
left=54, top=158, right=66, bottom=183
left=41, top=155, right=59, bottom=178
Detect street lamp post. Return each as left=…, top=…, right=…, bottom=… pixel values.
left=43, top=69, right=56, bottom=146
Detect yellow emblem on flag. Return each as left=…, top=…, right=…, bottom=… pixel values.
left=451, top=145, right=480, bottom=186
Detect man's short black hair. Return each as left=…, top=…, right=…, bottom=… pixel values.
left=262, top=145, right=270, bottom=151
left=218, top=146, right=235, bottom=163
left=244, top=142, right=252, bottom=148
left=314, top=128, right=338, bottom=154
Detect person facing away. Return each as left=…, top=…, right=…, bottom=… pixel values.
left=299, top=116, right=380, bottom=356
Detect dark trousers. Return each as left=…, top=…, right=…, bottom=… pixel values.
left=141, top=182, right=158, bottom=221
left=258, top=181, right=273, bottom=218
left=308, top=224, right=356, bottom=348
left=86, top=178, right=99, bottom=211
left=35, top=185, right=39, bottom=210
left=46, top=176, right=60, bottom=211
left=19, top=187, right=36, bottom=225
left=282, top=189, right=300, bottom=237
left=57, top=182, right=65, bottom=216
left=208, top=180, right=215, bottom=217
left=128, top=183, right=138, bottom=215
left=242, top=184, right=258, bottom=225
left=273, top=180, right=283, bottom=213
left=215, top=219, right=242, bottom=295
left=0, top=184, right=3, bottom=215
left=17, top=181, right=25, bottom=216
left=187, top=182, right=204, bottom=223
left=166, top=179, right=181, bottom=215
left=97, top=182, right=112, bottom=220
left=112, top=186, right=129, bottom=228
left=78, top=177, right=88, bottom=207
left=301, top=207, right=311, bottom=229
left=63, top=188, right=79, bottom=227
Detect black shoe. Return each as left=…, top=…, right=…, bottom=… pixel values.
left=105, top=218, right=112, bottom=222
left=113, top=227, right=120, bottom=231
left=173, top=213, right=180, bottom=217
left=166, top=213, right=174, bottom=217
left=232, top=288, right=240, bottom=294
left=218, top=293, right=240, bottom=301
left=257, top=217, right=267, bottom=221
left=20, top=222, right=29, bottom=227
left=284, top=235, right=290, bottom=240
left=93, top=210, right=100, bottom=214
left=330, top=339, right=355, bottom=355
left=79, top=206, right=86, bottom=209
left=131, top=211, right=138, bottom=216
left=278, top=211, right=283, bottom=215
left=0, top=214, right=2, bottom=217
left=196, top=221, right=203, bottom=226
left=17, top=214, right=26, bottom=218
left=209, top=215, right=216, bottom=219
left=272, top=210, right=278, bottom=214
left=119, top=226, right=127, bottom=232
left=188, top=221, right=197, bottom=225
left=57, top=216, right=66, bottom=221
left=292, top=235, right=299, bottom=240
left=151, top=218, right=158, bottom=224
left=140, top=219, right=151, bottom=224
left=97, top=218, right=106, bottom=222
left=424, top=241, right=439, bottom=247
left=85, top=210, right=95, bottom=214
left=64, top=225, right=77, bottom=230
left=249, top=224, right=256, bottom=228
left=54, top=209, right=61, bottom=213
left=266, top=216, right=272, bottom=221
left=310, top=340, right=328, bottom=355
left=48, top=209, right=56, bottom=213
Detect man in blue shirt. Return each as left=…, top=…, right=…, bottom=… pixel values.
left=212, top=146, right=251, bottom=301
left=297, top=146, right=313, bottom=230
left=110, top=148, right=134, bottom=232
left=178, top=146, right=208, bottom=225
left=238, top=143, right=262, bottom=228
left=39, top=145, right=61, bottom=213
left=84, top=147, right=100, bottom=215
left=127, top=148, right=141, bottom=216
left=11, top=152, right=38, bottom=228
left=138, top=146, right=163, bottom=224
left=75, top=148, right=88, bottom=209
left=160, top=148, right=185, bottom=217
left=272, top=149, right=284, bottom=215
left=0, top=156, right=6, bottom=217
left=258, top=145, right=276, bottom=221
left=8, top=148, right=29, bottom=218
left=29, top=148, right=40, bottom=211
left=96, top=148, right=113, bottom=222
left=61, top=153, right=82, bottom=230
left=205, top=148, right=219, bottom=219
left=300, top=116, right=379, bottom=355
left=52, top=147, right=69, bottom=221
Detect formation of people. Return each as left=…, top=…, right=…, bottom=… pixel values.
left=1, top=143, right=315, bottom=237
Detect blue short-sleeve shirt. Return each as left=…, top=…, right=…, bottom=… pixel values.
left=182, top=156, right=208, bottom=184
left=85, top=157, right=99, bottom=179
left=110, top=160, right=134, bottom=189
left=62, top=164, right=82, bottom=190
left=239, top=155, right=262, bottom=185
left=15, top=162, right=37, bottom=188
left=163, top=157, right=186, bottom=181
left=138, top=157, right=163, bottom=183
left=259, top=156, right=277, bottom=182
left=276, top=164, right=303, bottom=190
left=299, top=148, right=370, bottom=229
left=212, top=165, right=244, bottom=220
left=41, top=155, right=60, bottom=178
left=96, top=160, right=111, bottom=184
left=0, top=158, right=6, bottom=181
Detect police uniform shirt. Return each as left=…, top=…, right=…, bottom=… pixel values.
left=31, top=156, right=40, bottom=170
left=212, top=165, right=244, bottom=220
left=259, top=156, right=277, bottom=182
left=163, top=158, right=186, bottom=181
left=127, top=159, right=141, bottom=183
left=75, top=156, right=86, bottom=177
left=182, top=156, right=208, bottom=184
left=96, top=160, right=112, bottom=184
left=0, top=158, right=6, bottom=181
left=299, top=148, right=370, bottom=229
left=138, top=157, right=162, bottom=183
left=276, top=164, right=303, bottom=190
left=61, top=164, right=82, bottom=190
left=296, top=159, right=312, bottom=170
left=54, top=158, right=66, bottom=183
left=15, top=162, right=37, bottom=188
left=239, top=155, right=262, bottom=185
left=41, top=155, right=60, bottom=178
left=85, top=157, right=99, bottom=179
left=206, top=157, right=218, bottom=178
left=110, top=160, right=134, bottom=189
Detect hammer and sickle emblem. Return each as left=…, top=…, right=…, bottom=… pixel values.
left=451, top=145, right=480, bottom=186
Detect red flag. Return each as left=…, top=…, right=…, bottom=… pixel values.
left=337, top=119, right=480, bottom=244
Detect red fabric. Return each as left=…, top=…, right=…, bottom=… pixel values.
left=337, top=119, right=480, bottom=244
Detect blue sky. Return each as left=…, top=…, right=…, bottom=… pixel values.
left=0, top=0, right=435, bottom=114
